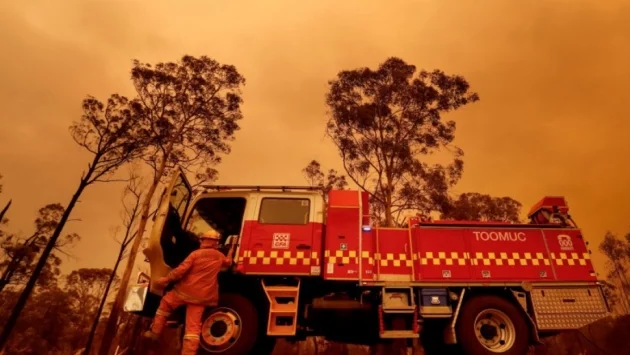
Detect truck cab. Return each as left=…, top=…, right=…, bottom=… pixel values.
left=142, top=169, right=325, bottom=296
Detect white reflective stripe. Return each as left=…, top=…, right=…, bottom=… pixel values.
left=156, top=310, right=171, bottom=317
left=183, top=334, right=200, bottom=340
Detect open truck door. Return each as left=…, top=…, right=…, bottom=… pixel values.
left=142, top=167, right=193, bottom=296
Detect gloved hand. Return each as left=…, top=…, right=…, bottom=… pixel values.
left=155, top=276, right=170, bottom=288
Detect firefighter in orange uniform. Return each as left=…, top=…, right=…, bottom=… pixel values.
left=144, top=228, right=232, bottom=355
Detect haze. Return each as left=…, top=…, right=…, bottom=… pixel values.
left=0, top=0, right=628, bottom=277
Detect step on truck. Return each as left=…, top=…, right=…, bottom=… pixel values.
left=123, top=169, right=610, bottom=355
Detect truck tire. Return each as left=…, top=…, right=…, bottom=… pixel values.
left=455, top=295, right=530, bottom=355
left=198, top=293, right=273, bottom=355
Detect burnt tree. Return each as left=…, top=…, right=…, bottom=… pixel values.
left=0, top=94, right=145, bottom=350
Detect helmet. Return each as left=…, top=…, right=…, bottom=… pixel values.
left=200, top=229, right=220, bottom=240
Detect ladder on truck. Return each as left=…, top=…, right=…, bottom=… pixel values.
left=379, top=287, right=420, bottom=339
left=262, top=279, right=301, bottom=336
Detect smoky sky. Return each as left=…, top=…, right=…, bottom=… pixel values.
left=0, top=0, right=629, bottom=276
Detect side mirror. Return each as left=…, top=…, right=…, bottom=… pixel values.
left=137, top=272, right=151, bottom=284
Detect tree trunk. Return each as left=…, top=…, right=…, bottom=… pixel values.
left=0, top=235, right=41, bottom=294
left=614, top=264, right=630, bottom=314
left=84, top=247, right=126, bottom=354
left=384, top=207, right=394, bottom=228
left=384, top=180, right=394, bottom=227
left=0, top=258, right=19, bottom=294
left=98, top=153, right=170, bottom=355
left=0, top=199, right=11, bottom=222
left=0, top=178, right=89, bottom=350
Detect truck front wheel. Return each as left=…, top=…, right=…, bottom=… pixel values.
left=456, top=295, right=530, bottom=355
left=198, top=293, right=273, bottom=355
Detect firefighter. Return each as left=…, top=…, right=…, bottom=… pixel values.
left=144, top=228, right=233, bottom=355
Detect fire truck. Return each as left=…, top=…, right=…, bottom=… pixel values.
left=124, top=169, right=610, bottom=355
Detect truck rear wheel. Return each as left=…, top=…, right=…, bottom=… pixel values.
left=198, top=293, right=273, bottom=355
left=456, top=295, right=530, bottom=355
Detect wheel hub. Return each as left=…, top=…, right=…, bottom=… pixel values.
left=201, top=308, right=242, bottom=352
left=480, top=324, right=498, bottom=340
left=473, top=309, right=516, bottom=353
left=210, top=320, right=228, bottom=338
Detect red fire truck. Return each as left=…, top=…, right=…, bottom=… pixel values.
left=124, top=170, right=610, bottom=355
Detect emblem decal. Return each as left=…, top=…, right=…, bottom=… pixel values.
left=272, top=233, right=290, bottom=249
left=558, top=234, right=574, bottom=251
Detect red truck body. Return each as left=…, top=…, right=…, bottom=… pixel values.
left=236, top=190, right=595, bottom=284
left=128, top=173, right=609, bottom=355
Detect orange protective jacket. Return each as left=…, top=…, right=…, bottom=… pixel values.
left=164, top=240, right=231, bottom=306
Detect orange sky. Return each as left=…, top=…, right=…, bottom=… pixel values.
left=0, top=0, right=629, bottom=278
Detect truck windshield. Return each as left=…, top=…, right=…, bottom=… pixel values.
left=185, top=197, right=247, bottom=246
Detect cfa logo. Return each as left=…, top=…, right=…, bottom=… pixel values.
left=557, top=234, right=574, bottom=251
left=272, top=233, right=290, bottom=249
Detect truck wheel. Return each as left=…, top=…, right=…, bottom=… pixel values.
left=198, top=293, right=272, bottom=355
left=456, top=295, right=530, bottom=355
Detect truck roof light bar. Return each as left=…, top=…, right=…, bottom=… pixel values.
left=201, top=185, right=324, bottom=192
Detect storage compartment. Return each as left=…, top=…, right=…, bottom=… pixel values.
left=382, top=287, right=415, bottom=312
left=530, top=286, right=609, bottom=330
left=420, top=288, right=448, bottom=306
left=418, top=288, right=452, bottom=318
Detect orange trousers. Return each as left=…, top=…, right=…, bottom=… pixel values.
left=151, top=291, right=205, bottom=355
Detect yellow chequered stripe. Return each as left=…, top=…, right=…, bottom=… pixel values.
left=374, top=252, right=413, bottom=267
left=325, top=250, right=359, bottom=264
left=419, top=251, right=469, bottom=266
left=470, top=252, right=550, bottom=267
left=417, top=251, right=552, bottom=267
left=361, top=251, right=375, bottom=266
left=242, top=250, right=318, bottom=265
left=550, top=252, right=590, bottom=266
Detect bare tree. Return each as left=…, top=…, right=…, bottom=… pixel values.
left=302, top=160, right=348, bottom=203
left=0, top=94, right=145, bottom=350
left=191, top=166, right=219, bottom=194
left=0, top=200, right=10, bottom=226
left=599, top=232, right=630, bottom=314
left=0, top=204, right=80, bottom=293
left=84, top=169, right=145, bottom=354
left=0, top=174, right=11, bottom=228
left=67, top=268, right=120, bottom=349
left=99, top=55, right=246, bottom=355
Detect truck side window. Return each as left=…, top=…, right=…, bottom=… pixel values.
left=259, top=198, right=310, bottom=225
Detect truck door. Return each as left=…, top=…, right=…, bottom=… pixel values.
left=143, top=168, right=193, bottom=294
left=246, top=195, right=314, bottom=275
